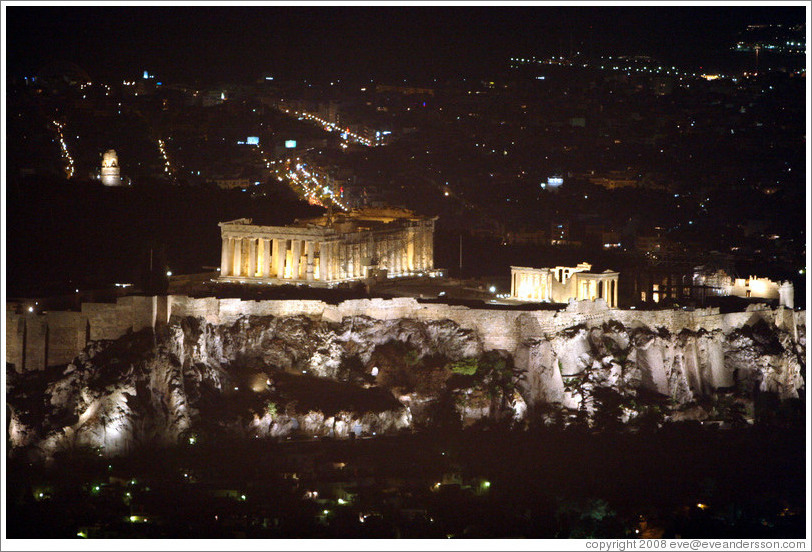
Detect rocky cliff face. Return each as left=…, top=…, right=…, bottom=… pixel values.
left=516, top=316, right=805, bottom=423
left=7, top=309, right=805, bottom=460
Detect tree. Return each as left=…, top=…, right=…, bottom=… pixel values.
left=591, top=388, right=625, bottom=433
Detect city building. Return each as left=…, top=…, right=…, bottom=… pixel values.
left=510, top=262, right=620, bottom=307
left=218, top=208, right=437, bottom=286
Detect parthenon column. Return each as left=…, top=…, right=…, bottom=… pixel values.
left=417, top=226, right=426, bottom=270
left=248, top=238, right=258, bottom=278
left=262, top=239, right=271, bottom=277
left=338, top=243, right=345, bottom=279
left=388, top=236, right=396, bottom=274
left=426, top=229, right=434, bottom=270
left=232, top=238, right=242, bottom=276
left=422, top=227, right=430, bottom=270
left=305, top=241, right=315, bottom=281
left=407, top=227, right=415, bottom=271
left=426, top=228, right=432, bottom=270
left=220, top=237, right=232, bottom=276
left=274, top=239, right=285, bottom=279
left=413, top=228, right=421, bottom=271
left=291, top=240, right=301, bottom=280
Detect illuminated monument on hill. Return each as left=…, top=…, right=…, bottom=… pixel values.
left=100, top=149, right=122, bottom=186
left=218, top=208, right=437, bottom=286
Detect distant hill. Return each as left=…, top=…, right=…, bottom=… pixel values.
left=6, top=177, right=322, bottom=297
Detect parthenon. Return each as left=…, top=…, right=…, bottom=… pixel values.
left=218, top=208, right=436, bottom=286
left=511, top=262, right=619, bottom=307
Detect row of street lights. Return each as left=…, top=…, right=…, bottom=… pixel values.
left=52, top=120, right=75, bottom=178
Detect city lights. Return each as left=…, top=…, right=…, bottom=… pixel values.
left=283, top=161, right=348, bottom=211
left=6, top=8, right=806, bottom=541
left=157, top=139, right=175, bottom=179
left=52, top=120, right=75, bottom=178
left=280, top=108, right=372, bottom=146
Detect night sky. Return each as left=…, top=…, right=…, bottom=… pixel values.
left=7, top=5, right=806, bottom=84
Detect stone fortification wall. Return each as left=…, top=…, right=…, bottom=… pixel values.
left=44, top=311, right=87, bottom=367
left=7, top=294, right=805, bottom=373
left=170, top=296, right=801, bottom=352
left=7, top=296, right=168, bottom=372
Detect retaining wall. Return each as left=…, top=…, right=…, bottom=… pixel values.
left=6, top=294, right=805, bottom=373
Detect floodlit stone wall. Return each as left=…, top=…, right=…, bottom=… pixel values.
left=7, top=296, right=168, bottom=372
left=45, top=311, right=87, bottom=367
left=6, top=294, right=805, bottom=373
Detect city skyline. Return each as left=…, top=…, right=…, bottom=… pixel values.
left=7, top=5, right=807, bottom=84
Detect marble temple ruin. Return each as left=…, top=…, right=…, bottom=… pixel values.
left=218, top=208, right=437, bottom=286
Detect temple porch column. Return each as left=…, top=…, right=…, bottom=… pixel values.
left=291, top=240, right=301, bottom=280
left=613, top=277, right=619, bottom=308
left=319, top=242, right=329, bottom=281
left=220, top=236, right=232, bottom=276
left=232, top=238, right=242, bottom=276
left=306, top=241, right=315, bottom=281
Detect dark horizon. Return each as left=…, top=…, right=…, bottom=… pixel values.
left=7, top=5, right=806, bottom=85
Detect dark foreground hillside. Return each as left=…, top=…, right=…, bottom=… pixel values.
left=5, top=424, right=806, bottom=538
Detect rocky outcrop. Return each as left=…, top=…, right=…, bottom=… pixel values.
left=6, top=314, right=483, bottom=459
left=6, top=307, right=805, bottom=460
left=517, top=317, right=805, bottom=424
